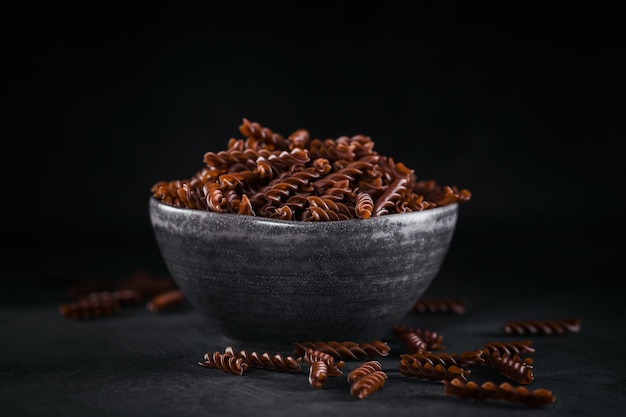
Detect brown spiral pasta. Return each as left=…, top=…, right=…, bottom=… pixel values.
left=400, top=351, right=484, bottom=369
left=151, top=119, right=472, bottom=221
left=454, top=350, right=486, bottom=366
left=350, top=370, right=388, bottom=399
left=308, top=361, right=329, bottom=388
left=398, top=358, right=471, bottom=381
left=305, top=196, right=353, bottom=221
left=61, top=271, right=177, bottom=319
left=372, top=178, right=408, bottom=217
left=237, top=194, right=254, bottom=215
left=301, top=348, right=345, bottom=376
left=355, top=191, right=374, bottom=219
left=263, top=168, right=320, bottom=206
left=393, top=325, right=445, bottom=351
left=223, top=346, right=302, bottom=373
left=503, top=318, right=581, bottom=335
left=414, top=180, right=472, bottom=207
left=294, top=340, right=390, bottom=361
left=321, top=179, right=354, bottom=202
left=303, top=205, right=342, bottom=222
left=442, top=378, right=555, bottom=408
left=481, top=350, right=535, bottom=385
left=347, top=360, right=383, bottom=384
left=411, top=297, right=466, bottom=315
left=482, top=340, right=535, bottom=357
left=198, top=351, right=248, bottom=376
left=239, top=117, right=288, bottom=151
left=397, top=332, right=428, bottom=354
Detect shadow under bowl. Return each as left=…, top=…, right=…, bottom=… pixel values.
left=149, top=197, right=458, bottom=351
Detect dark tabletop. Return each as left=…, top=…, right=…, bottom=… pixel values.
left=2, top=227, right=624, bottom=417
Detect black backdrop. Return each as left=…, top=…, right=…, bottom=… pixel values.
left=3, top=5, right=626, bottom=416
left=5, top=3, right=622, bottom=271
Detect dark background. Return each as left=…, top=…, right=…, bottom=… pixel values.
left=4, top=3, right=622, bottom=276
left=3, top=4, right=626, bottom=417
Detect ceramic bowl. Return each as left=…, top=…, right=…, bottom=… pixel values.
left=148, top=197, right=459, bottom=351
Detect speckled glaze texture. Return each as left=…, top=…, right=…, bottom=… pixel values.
left=149, top=197, right=458, bottom=350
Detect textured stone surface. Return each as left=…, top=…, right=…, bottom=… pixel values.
left=149, top=197, right=458, bottom=350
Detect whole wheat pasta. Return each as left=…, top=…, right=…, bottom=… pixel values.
left=400, top=351, right=484, bottom=368
left=237, top=194, right=254, bottom=216
left=350, top=370, right=388, bottom=399
left=151, top=119, right=472, bottom=221
left=503, top=318, right=581, bottom=335
left=442, top=378, right=555, bottom=408
left=411, top=297, right=466, bottom=315
left=482, top=340, right=535, bottom=357
left=397, top=331, right=429, bottom=354
left=302, top=348, right=344, bottom=376
left=481, top=350, right=535, bottom=385
left=347, top=360, right=383, bottom=384
left=308, top=361, right=329, bottom=388
left=355, top=192, right=374, bottom=219
left=239, top=117, right=288, bottom=151
left=393, top=325, right=445, bottom=351
left=372, top=178, right=408, bottom=217
left=293, top=340, right=390, bottom=361
left=198, top=351, right=248, bottom=376
left=222, top=346, right=302, bottom=373
left=398, top=359, right=471, bottom=381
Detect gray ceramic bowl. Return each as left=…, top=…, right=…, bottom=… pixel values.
left=149, top=197, right=458, bottom=351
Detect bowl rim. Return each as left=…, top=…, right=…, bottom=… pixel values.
left=149, top=196, right=458, bottom=229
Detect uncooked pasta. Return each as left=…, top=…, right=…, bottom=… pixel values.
left=151, top=118, right=471, bottom=221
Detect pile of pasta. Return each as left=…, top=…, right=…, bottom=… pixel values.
left=151, top=118, right=471, bottom=221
